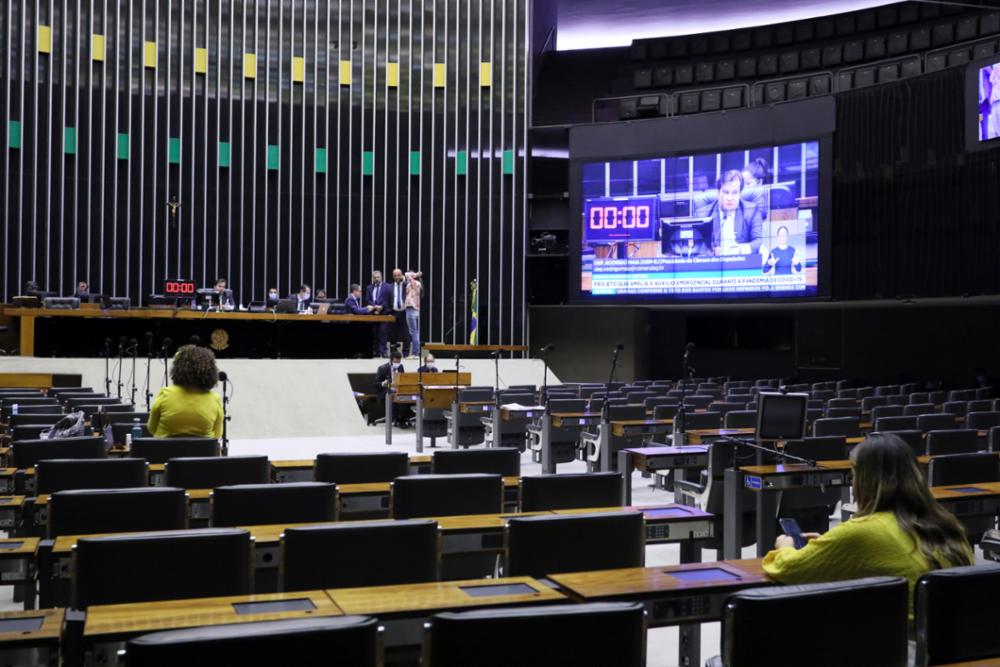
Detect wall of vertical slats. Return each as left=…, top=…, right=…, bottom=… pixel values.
left=0, top=0, right=528, bottom=346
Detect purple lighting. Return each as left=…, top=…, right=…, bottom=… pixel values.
left=556, top=0, right=903, bottom=51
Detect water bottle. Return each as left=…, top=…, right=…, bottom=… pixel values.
left=131, top=418, right=142, bottom=443
left=11, top=404, right=17, bottom=416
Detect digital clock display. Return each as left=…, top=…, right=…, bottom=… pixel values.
left=583, top=196, right=658, bottom=243
left=164, top=279, right=197, bottom=296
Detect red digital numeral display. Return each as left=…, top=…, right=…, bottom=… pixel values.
left=164, top=280, right=196, bottom=295
left=588, top=205, right=651, bottom=230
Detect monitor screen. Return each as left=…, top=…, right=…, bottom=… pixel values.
left=579, top=140, right=821, bottom=300
left=756, top=392, right=808, bottom=441
left=977, top=61, right=1000, bottom=143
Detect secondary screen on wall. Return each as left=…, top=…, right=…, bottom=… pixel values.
left=978, top=61, right=1000, bottom=143
left=579, top=141, right=821, bottom=300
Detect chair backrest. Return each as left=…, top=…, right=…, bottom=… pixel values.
left=64, top=396, right=121, bottom=409
left=165, top=456, right=270, bottom=489
left=110, top=422, right=152, bottom=444
left=724, top=410, right=757, bottom=429
left=431, top=448, right=521, bottom=476
left=967, top=411, right=1000, bottom=430
left=870, top=405, right=904, bottom=421
left=313, top=451, right=409, bottom=484
left=73, top=528, right=253, bottom=608
left=11, top=436, right=107, bottom=469
left=873, top=415, right=918, bottom=432
left=885, top=394, right=908, bottom=406
left=948, top=389, right=977, bottom=402
left=606, top=405, right=645, bottom=421
left=718, top=577, right=908, bottom=667
left=652, top=404, right=679, bottom=420
left=903, top=403, right=937, bottom=416
left=908, top=392, right=930, bottom=404
left=782, top=436, right=848, bottom=463
left=915, top=564, right=1000, bottom=667
left=941, top=401, right=968, bottom=417
left=835, top=389, right=858, bottom=399
left=643, top=397, right=676, bottom=411
left=391, top=474, right=503, bottom=519
left=709, top=401, right=744, bottom=417
left=281, top=519, right=439, bottom=591
left=36, top=458, right=148, bottom=494
left=918, top=413, right=959, bottom=432
left=426, top=602, right=646, bottom=667
left=10, top=424, right=53, bottom=441
left=812, top=417, right=861, bottom=438
left=47, top=387, right=94, bottom=396
left=123, top=617, right=381, bottom=667
left=811, top=389, right=835, bottom=401
left=547, top=398, right=587, bottom=414
left=497, top=392, right=534, bottom=406
left=878, top=430, right=925, bottom=458
left=924, top=429, right=982, bottom=457
left=682, top=395, right=714, bottom=409
left=827, top=398, right=858, bottom=409
left=990, top=426, right=1000, bottom=453
left=861, top=396, right=888, bottom=412
left=682, top=411, right=722, bottom=431
left=130, top=437, right=221, bottom=464
left=826, top=407, right=862, bottom=419
left=929, top=391, right=947, bottom=405
left=506, top=512, right=644, bottom=578
left=0, top=396, right=59, bottom=409
left=457, top=387, right=494, bottom=403
left=519, top=473, right=624, bottom=512
left=927, top=453, right=1000, bottom=486
left=7, top=413, right=65, bottom=427
left=49, top=487, right=187, bottom=538
left=211, top=482, right=337, bottom=527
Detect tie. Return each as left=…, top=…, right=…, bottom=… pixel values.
left=374, top=284, right=380, bottom=303
left=396, top=285, right=402, bottom=310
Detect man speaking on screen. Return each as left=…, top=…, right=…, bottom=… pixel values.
left=709, top=170, right=763, bottom=256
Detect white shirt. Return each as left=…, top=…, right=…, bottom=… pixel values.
left=720, top=211, right=737, bottom=251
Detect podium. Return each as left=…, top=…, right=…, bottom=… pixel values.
left=385, top=372, right=472, bottom=450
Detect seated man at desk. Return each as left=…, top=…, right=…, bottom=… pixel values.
left=346, top=284, right=375, bottom=314
left=763, top=433, right=972, bottom=610
left=417, top=354, right=439, bottom=373
left=375, top=351, right=411, bottom=428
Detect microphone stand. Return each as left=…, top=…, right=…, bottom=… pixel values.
left=673, top=347, right=695, bottom=446
left=145, top=338, right=154, bottom=410
left=601, top=346, right=623, bottom=424
left=718, top=434, right=817, bottom=468
left=220, top=372, right=231, bottom=456
left=129, top=342, right=138, bottom=406
left=540, top=346, right=551, bottom=407
left=161, top=341, right=171, bottom=388
left=116, top=340, right=126, bottom=400
left=102, top=339, right=113, bottom=397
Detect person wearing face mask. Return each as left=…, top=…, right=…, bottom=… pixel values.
left=266, top=287, right=280, bottom=308
left=292, top=284, right=312, bottom=312
left=709, top=170, right=763, bottom=256
left=374, top=351, right=411, bottom=427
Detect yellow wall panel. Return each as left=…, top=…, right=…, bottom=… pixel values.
left=433, top=63, right=446, bottom=88
left=194, top=48, right=208, bottom=74
left=92, top=34, right=105, bottom=62
left=144, top=41, right=157, bottom=68
left=244, top=53, right=257, bottom=79
left=292, top=56, right=305, bottom=82
left=339, top=60, right=352, bottom=85
left=37, top=26, right=52, bottom=54
left=387, top=62, right=399, bottom=87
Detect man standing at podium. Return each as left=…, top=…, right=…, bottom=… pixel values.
left=375, top=351, right=411, bottom=428
left=366, top=271, right=389, bottom=356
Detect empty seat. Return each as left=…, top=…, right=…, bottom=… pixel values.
left=827, top=407, right=862, bottom=419
left=914, top=565, right=1000, bottom=667
left=709, top=401, right=745, bottom=417
left=130, top=437, right=220, bottom=464
left=446, top=388, right=494, bottom=448
left=706, top=577, right=908, bottom=667
left=432, top=448, right=520, bottom=476
left=36, top=458, right=147, bottom=494
left=870, top=405, right=904, bottom=422
left=918, top=413, right=959, bottom=432
left=519, top=473, right=623, bottom=511
left=165, top=456, right=270, bottom=489
left=967, top=411, right=1000, bottom=430
left=12, top=436, right=107, bottom=469
left=680, top=411, right=722, bottom=431
left=861, top=396, right=888, bottom=412
left=903, top=403, right=936, bottom=416
left=779, top=436, right=849, bottom=532
left=281, top=519, right=438, bottom=591
left=7, top=413, right=65, bottom=428
left=313, top=451, right=409, bottom=484
left=827, top=398, right=858, bottom=409
left=927, top=452, right=1000, bottom=486
left=391, top=474, right=503, bottom=519
left=652, top=404, right=679, bottom=420
left=925, top=429, right=982, bottom=456
left=908, top=392, right=931, bottom=404
left=812, top=417, right=861, bottom=438
left=48, top=487, right=187, bottom=538
left=683, top=395, right=715, bottom=409
left=211, top=482, right=337, bottom=527
left=874, top=415, right=918, bottom=432
left=426, top=603, right=646, bottom=667
left=10, top=424, right=55, bottom=441
left=878, top=430, right=925, bottom=458
left=724, top=410, right=757, bottom=429
left=506, top=512, right=644, bottom=578
left=73, top=528, right=252, bottom=608
left=123, top=616, right=380, bottom=667
left=941, top=401, right=968, bottom=417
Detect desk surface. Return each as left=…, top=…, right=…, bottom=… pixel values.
left=625, top=446, right=709, bottom=458
left=549, top=558, right=768, bottom=599
left=327, top=576, right=563, bottom=616
left=0, top=608, right=63, bottom=646
left=931, top=481, right=1000, bottom=500
left=84, top=590, right=341, bottom=639
left=551, top=504, right=714, bottom=522
left=3, top=307, right=392, bottom=324
left=0, top=537, right=39, bottom=557
left=740, top=460, right=853, bottom=476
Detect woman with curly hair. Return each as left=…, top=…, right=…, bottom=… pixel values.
left=147, top=345, right=224, bottom=438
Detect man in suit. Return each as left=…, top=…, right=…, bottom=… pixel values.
left=374, top=351, right=410, bottom=427
left=387, top=269, right=413, bottom=357
left=709, top=170, right=763, bottom=256
left=417, top=353, right=439, bottom=373
left=346, top=284, right=374, bottom=314
left=365, top=271, right=390, bottom=356
left=293, top=284, right=311, bottom=312
left=75, top=281, right=90, bottom=300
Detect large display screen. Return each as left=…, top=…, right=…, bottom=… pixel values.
left=579, top=141, right=821, bottom=299
left=977, top=61, right=1000, bottom=143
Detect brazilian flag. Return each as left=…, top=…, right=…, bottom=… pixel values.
left=469, top=279, right=479, bottom=345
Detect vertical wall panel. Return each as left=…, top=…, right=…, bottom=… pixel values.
left=1, top=0, right=527, bottom=345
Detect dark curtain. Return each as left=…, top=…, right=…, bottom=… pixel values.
left=834, top=68, right=1000, bottom=300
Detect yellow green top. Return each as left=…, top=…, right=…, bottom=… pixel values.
left=147, top=385, right=224, bottom=439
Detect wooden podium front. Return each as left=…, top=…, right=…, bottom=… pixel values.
left=392, top=372, right=472, bottom=409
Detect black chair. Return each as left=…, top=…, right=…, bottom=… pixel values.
left=11, top=436, right=106, bottom=469
left=10, top=424, right=54, bottom=441
left=827, top=407, right=862, bottom=419
left=528, top=398, right=587, bottom=466
left=446, top=388, right=494, bottom=448
left=506, top=512, right=644, bottom=578
left=63, top=396, right=120, bottom=410
left=130, top=437, right=221, bottom=464
left=391, top=474, right=503, bottom=519
left=425, top=602, right=646, bottom=667
left=36, top=458, right=148, bottom=494
left=874, top=415, right=918, bottom=432
left=925, top=429, right=982, bottom=456
left=919, top=413, right=959, bottom=432
left=706, top=577, right=909, bottom=667
left=967, top=411, right=1000, bottom=430
left=680, top=411, right=722, bottom=431
left=72, top=528, right=253, bottom=608
left=165, top=456, right=270, bottom=489
left=812, top=417, right=861, bottom=438
left=990, top=425, right=1000, bottom=453
left=708, top=401, right=744, bottom=417
left=644, top=397, right=676, bottom=412
left=3, top=404, right=66, bottom=419
left=519, top=472, right=623, bottom=511
left=432, top=447, right=520, bottom=476
left=486, top=393, right=535, bottom=450
left=861, top=396, right=888, bottom=412
left=877, top=430, right=925, bottom=458
left=314, top=451, right=409, bottom=484
left=682, top=395, right=715, bottom=409
left=723, top=410, right=756, bottom=429
left=778, top=436, right=849, bottom=533
left=941, top=401, right=968, bottom=417
left=652, top=403, right=679, bottom=420
left=109, top=421, right=152, bottom=445
left=968, top=399, right=993, bottom=414
left=908, top=392, right=931, bottom=404
left=903, top=402, right=937, bottom=416
left=927, top=452, right=1000, bottom=486
left=211, top=482, right=338, bottom=527
left=93, top=409, right=151, bottom=430
left=7, top=413, right=64, bottom=428
left=870, top=405, right=904, bottom=422
left=123, top=617, right=380, bottom=667
left=47, top=387, right=94, bottom=397
left=827, top=398, right=858, bottom=410
left=280, top=519, right=439, bottom=591
left=48, top=487, right=187, bottom=538
left=914, top=564, right=1000, bottom=667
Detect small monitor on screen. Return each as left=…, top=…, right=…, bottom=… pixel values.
left=756, top=392, right=808, bottom=441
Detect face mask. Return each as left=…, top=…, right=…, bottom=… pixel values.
left=268, top=292, right=277, bottom=299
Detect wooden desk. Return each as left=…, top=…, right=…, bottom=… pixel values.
left=618, top=447, right=709, bottom=505
left=338, top=476, right=520, bottom=516
left=685, top=428, right=754, bottom=444
left=0, top=608, right=63, bottom=664
left=0, top=495, right=25, bottom=530
left=0, top=537, right=40, bottom=608
left=550, top=559, right=769, bottom=667
left=458, top=401, right=494, bottom=414
left=326, top=576, right=562, bottom=648
left=550, top=412, right=602, bottom=428
left=268, top=453, right=433, bottom=483
left=84, top=590, right=341, bottom=666
left=499, top=406, right=546, bottom=420
left=610, top=419, right=673, bottom=438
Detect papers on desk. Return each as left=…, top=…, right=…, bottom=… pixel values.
left=501, top=403, right=547, bottom=410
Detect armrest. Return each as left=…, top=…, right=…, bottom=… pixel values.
left=673, top=478, right=707, bottom=496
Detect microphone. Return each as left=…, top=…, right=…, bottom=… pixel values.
left=145, top=331, right=154, bottom=354
left=160, top=337, right=173, bottom=355
left=614, top=343, right=624, bottom=352
left=489, top=350, right=501, bottom=359
left=128, top=338, right=138, bottom=354
left=218, top=371, right=229, bottom=382
left=540, top=344, right=555, bottom=353
left=683, top=342, right=694, bottom=362
left=118, top=336, right=127, bottom=355
left=189, top=334, right=201, bottom=346
left=103, top=337, right=112, bottom=357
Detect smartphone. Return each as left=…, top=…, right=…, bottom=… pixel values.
left=778, top=517, right=807, bottom=549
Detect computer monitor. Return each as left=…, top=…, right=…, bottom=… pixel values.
left=274, top=299, right=298, bottom=314
left=756, top=392, right=808, bottom=441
